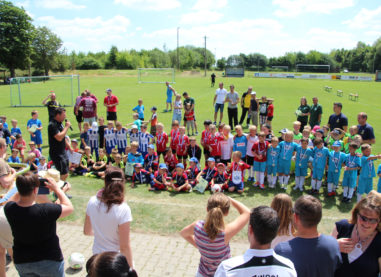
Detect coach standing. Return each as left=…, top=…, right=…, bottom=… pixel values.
left=225, top=85, right=239, bottom=129
left=357, top=112, right=375, bottom=144
left=309, top=97, right=322, bottom=128
left=327, top=102, right=348, bottom=132
left=213, top=82, right=228, bottom=125
left=239, top=87, right=252, bottom=127
left=104, top=88, right=119, bottom=124
left=48, top=108, right=71, bottom=181
left=42, top=92, right=60, bottom=122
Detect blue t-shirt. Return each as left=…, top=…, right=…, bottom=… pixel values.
left=267, top=146, right=280, bottom=166
left=275, top=235, right=342, bottom=277
left=10, top=127, right=22, bottom=142
left=132, top=105, right=145, bottom=119
left=295, top=146, right=313, bottom=167
left=357, top=123, right=375, bottom=141
left=328, top=150, right=346, bottom=173
left=232, top=135, right=248, bottom=158
left=279, top=141, right=298, bottom=161
left=167, top=85, right=173, bottom=97
left=360, top=155, right=376, bottom=178
left=7, top=156, right=20, bottom=163
left=127, top=152, right=144, bottom=164
left=377, top=164, right=381, bottom=192
left=27, top=118, right=42, bottom=137
left=312, top=146, right=329, bottom=169
left=80, top=132, right=89, bottom=149
left=328, top=113, right=348, bottom=131
left=134, top=119, right=142, bottom=131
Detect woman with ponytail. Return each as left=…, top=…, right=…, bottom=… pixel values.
left=84, top=167, right=134, bottom=270
left=180, top=193, right=250, bottom=277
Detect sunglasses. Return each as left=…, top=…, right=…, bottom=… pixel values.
left=358, top=213, right=379, bottom=224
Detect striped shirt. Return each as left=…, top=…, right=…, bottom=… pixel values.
left=87, top=129, right=99, bottom=148
left=139, top=132, right=154, bottom=153
left=129, top=130, right=140, bottom=144
left=104, top=128, right=117, bottom=148
left=194, top=220, right=231, bottom=277
left=116, top=128, right=128, bottom=149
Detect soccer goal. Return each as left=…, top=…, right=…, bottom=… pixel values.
left=138, top=68, right=175, bottom=84
left=271, top=66, right=289, bottom=71
left=376, top=70, right=381, bottom=82
left=296, top=64, right=330, bottom=73
left=9, top=75, right=80, bottom=107
left=225, top=67, right=245, bottom=77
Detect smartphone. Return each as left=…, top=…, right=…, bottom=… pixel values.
left=38, top=178, right=50, bottom=195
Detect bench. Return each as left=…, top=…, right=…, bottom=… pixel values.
left=337, top=90, right=343, bottom=97
left=349, top=93, right=359, bottom=101
left=324, top=86, right=332, bottom=92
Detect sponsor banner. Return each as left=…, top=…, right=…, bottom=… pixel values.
left=254, top=73, right=372, bottom=81
left=340, top=75, right=373, bottom=81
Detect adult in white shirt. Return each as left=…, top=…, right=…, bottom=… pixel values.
left=213, top=82, right=228, bottom=125
left=215, top=206, right=297, bottom=277
left=84, top=167, right=133, bottom=268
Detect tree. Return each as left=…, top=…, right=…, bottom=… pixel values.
left=31, top=26, right=62, bottom=76
left=0, top=0, right=33, bottom=77
left=105, top=46, right=118, bottom=69
left=226, top=55, right=244, bottom=67
left=217, top=58, right=226, bottom=70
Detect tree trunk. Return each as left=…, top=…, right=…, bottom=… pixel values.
left=10, top=67, right=15, bottom=78
left=45, top=67, right=49, bottom=76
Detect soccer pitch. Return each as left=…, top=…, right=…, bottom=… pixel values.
left=0, top=70, right=380, bottom=239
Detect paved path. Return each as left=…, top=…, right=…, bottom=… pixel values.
left=6, top=223, right=248, bottom=277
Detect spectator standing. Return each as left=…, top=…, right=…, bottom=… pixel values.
left=74, top=92, right=85, bottom=132
left=239, top=87, right=252, bottom=127
left=327, top=102, right=348, bottom=132
left=86, top=252, right=137, bottom=277
left=271, top=193, right=295, bottom=248
left=211, top=73, right=216, bottom=87
left=225, top=85, right=240, bottom=129
left=4, top=173, right=73, bottom=277
left=183, top=92, right=198, bottom=134
left=215, top=206, right=297, bottom=277
left=248, top=91, right=259, bottom=127
left=0, top=122, right=11, bottom=144
left=296, top=97, right=310, bottom=131
left=213, top=82, right=228, bottom=125
left=80, top=91, right=97, bottom=126
left=275, top=195, right=342, bottom=277
left=103, top=88, right=119, bottom=124
left=165, top=82, right=176, bottom=112
left=357, top=112, right=375, bottom=144
left=309, top=97, right=323, bottom=128
left=42, top=92, right=61, bottom=122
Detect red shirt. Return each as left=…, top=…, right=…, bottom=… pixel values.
left=201, top=130, right=211, bottom=146
left=79, top=97, right=97, bottom=118
left=208, top=133, right=224, bottom=156
left=164, top=154, right=178, bottom=170
left=13, top=139, right=26, bottom=150
left=185, top=110, right=195, bottom=121
left=267, top=104, right=274, bottom=117
left=175, top=134, right=189, bottom=155
left=252, top=141, right=269, bottom=162
left=155, top=132, right=168, bottom=152
left=104, top=95, right=119, bottom=112
left=228, top=161, right=250, bottom=181
left=170, top=129, right=179, bottom=150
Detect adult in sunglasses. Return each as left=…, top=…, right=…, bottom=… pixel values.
left=332, top=190, right=381, bottom=277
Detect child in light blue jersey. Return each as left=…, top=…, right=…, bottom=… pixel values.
left=232, top=125, right=247, bottom=160
left=327, top=141, right=346, bottom=196
left=266, top=137, right=280, bottom=188
left=311, top=138, right=330, bottom=194
left=132, top=99, right=145, bottom=120
left=277, top=131, right=298, bottom=190
left=294, top=138, right=313, bottom=191
left=358, top=144, right=381, bottom=202
left=342, top=143, right=361, bottom=203
left=10, top=119, right=22, bottom=149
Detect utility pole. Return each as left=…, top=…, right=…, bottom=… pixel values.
left=177, top=27, right=180, bottom=70
left=204, top=35, right=207, bottom=77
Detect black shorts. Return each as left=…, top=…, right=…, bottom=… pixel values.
left=52, top=155, right=69, bottom=175
left=267, top=116, right=273, bottom=121
left=177, top=154, right=187, bottom=160
left=171, top=148, right=176, bottom=154
left=107, top=111, right=117, bottom=121
left=203, top=149, right=210, bottom=156
left=211, top=156, right=221, bottom=163
left=157, top=151, right=166, bottom=157
left=75, top=110, right=83, bottom=123
left=246, top=155, right=254, bottom=165
left=221, top=159, right=231, bottom=165
left=150, top=125, right=157, bottom=136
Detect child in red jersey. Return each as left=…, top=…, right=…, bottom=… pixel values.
left=207, top=124, right=224, bottom=163
left=211, top=163, right=229, bottom=192
left=149, top=163, right=171, bottom=191
left=155, top=123, right=168, bottom=162
left=196, top=157, right=217, bottom=190
left=186, top=157, right=200, bottom=187
left=170, top=163, right=191, bottom=192
left=164, top=147, right=178, bottom=175
left=227, top=151, right=250, bottom=193
left=170, top=120, right=180, bottom=154
left=266, top=99, right=274, bottom=127
left=175, top=126, right=189, bottom=168
left=252, top=132, right=270, bottom=189
left=184, top=103, right=195, bottom=136
left=201, top=120, right=212, bottom=162
left=144, top=144, right=158, bottom=173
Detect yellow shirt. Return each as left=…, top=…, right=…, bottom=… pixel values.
left=243, top=92, right=251, bottom=108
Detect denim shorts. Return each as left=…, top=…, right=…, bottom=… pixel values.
left=215, top=103, right=224, bottom=113
left=15, top=260, right=64, bottom=277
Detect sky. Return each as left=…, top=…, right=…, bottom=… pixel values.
left=13, top=0, right=381, bottom=58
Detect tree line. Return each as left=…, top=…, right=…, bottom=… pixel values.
left=1, top=0, right=380, bottom=78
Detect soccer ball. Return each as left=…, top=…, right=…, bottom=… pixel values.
left=68, top=252, right=85, bottom=269
left=211, top=184, right=222, bottom=193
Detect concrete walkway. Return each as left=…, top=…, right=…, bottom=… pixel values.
left=6, top=223, right=248, bottom=277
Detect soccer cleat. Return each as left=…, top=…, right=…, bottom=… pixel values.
left=341, top=197, right=347, bottom=202
left=253, top=182, right=259, bottom=187
left=259, top=183, right=265, bottom=189
left=293, top=186, right=298, bottom=190
left=195, top=131, right=199, bottom=135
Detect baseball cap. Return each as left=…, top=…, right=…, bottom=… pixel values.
left=148, top=144, right=155, bottom=150
left=312, top=126, right=320, bottom=133
left=106, top=88, right=112, bottom=92
left=207, top=157, right=215, bottom=162
left=176, top=163, right=184, bottom=169
left=316, top=129, right=324, bottom=135
left=332, top=129, right=341, bottom=135
left=332, top=141, right=342, bottom=147
left=131, top=124, right=138, bottom=129
left=134, top=163, right=143, bottom=168
left=217, top=163, right=225, bottom=168
left=159, top=163, right=168, bottom=170
left=279, top=128, right=289, bottom=134
left=251, top=91, right=257, bottom=95
left=189, top=157, right=199, bottom=164
left=151, top=106, right=157, bottom=111
left=71, top=138, right=78, bottom=143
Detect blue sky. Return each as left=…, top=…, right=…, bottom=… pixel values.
left=14, top=0, right=381, bottom=58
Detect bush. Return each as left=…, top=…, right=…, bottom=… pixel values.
left=77, top=57, right=101, bottom=70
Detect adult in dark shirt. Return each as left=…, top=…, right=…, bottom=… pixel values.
left=183, top=92, right=198, bottom=134
left=239, top=87, right=252, bottom=126
left=275, top=195, right=342, bottom=277
left=357, top=112, right=376, bottom=144
left=309, top=97, right=323, bottom=128
left=0, top=122, right=11, bottom=143
left=48, top=108, right=71, bottom=181
left=327, top=102, right=348, bottom=132
left=248, top=90, right=259, bottom=127
left=187, top=137, right=202, bottom=161
left=332, top=191, right=381, bottom=277
left=42, top=92, right=61, bottom=122
left=296, top=97, right=310, bottom=132
left=211, top=73, right=216, bottom=87
left=4, top=173, right=73, bottom=277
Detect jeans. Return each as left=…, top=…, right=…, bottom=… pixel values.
left=227, top=108, right=238, bottom=129
left=249, top=111, right=258, bottom=127
left=239, top=107, right=250, bottom=125
left=172, top=113, right=182, bottom=125
left=15, top=260, right=64, bottom=277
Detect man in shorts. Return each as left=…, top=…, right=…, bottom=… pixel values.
left=79, top=91, right=97, bottom=126
left=74, top=92, right=85, bottom=132
left=165, top=82, right=176, bottom=112
left=103, top=88, right=119, bottom=124
left=213, top=82, right=228, bottom=125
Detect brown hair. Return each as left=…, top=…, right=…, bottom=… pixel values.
left=86, top=251, right=137, bottom=277
left=294, top=195, right=322, bottom=228
left=271, top=194, right=295, bottom=236
left=204, top=193, right=230, bottom=240
left=350, top=191, right=381, bottom=232
left=16, top=173, right=40, bottom=196
left=102, top=167, right=125, bottom=212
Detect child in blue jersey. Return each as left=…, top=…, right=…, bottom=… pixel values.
left=27, top=110, right=43, bottom=152
left=266, top=137, right=280, bottom=188
left=7, top=149, right=21, bottom=163
left=277, top=131, right=298, bottom=190
left=358, top=144, right=381, bottom=203
left=104, top=121, right=117, bottom=155
left=132, top=99, right=145, bottom=120
left=128, top=124, right=140, bottom=144
left=88, top=122, right=99, bottom=160
left=342, top=143, right=361, bottom=203
left=294, top=138, right=313, bottom=192
left=131, top=163, right=154, bottom=188
left=115, top=121, right=128, bottom=154
left=377, top=164, right=381, bottom=193
left=138, top=124, right=154, bottom=158
left=144, top=144, right=158, bottom=173
left=80, top=122, right=90, bottom=150
left=327, top=141, right=346, bottom=196
left=232, top=125, right=247, bottom=160
left=127, top=141, right=144, bottom=164
left=311, top=138, right=330, bottom=194
left=10, top=119, right=22, bottom=149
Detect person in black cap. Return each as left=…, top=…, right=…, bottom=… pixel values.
left=149, top=106, right=158, bottom=136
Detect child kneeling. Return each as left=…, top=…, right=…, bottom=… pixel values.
left=170, top=163, right=192, bottom=192
left=227, top=151, right=250, bottom=193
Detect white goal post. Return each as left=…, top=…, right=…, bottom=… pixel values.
left=138, top=68, right=175, bottom=84
left=296, top=64, right=330, bottom=73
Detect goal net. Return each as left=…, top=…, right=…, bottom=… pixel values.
left=271, top=66, right=289, bottom=71
left=225, top=67, right=245, bottom=77
left=138, top=68, right=175, bottom=84
left=376, top=70, right=381, bottom=82
left=9, top=75, right=80, bottom=107
left=296, top=64, right=330, bottom=73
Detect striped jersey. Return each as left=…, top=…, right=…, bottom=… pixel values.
left=104, top=128, right=117, bottom=148
left=170, top=129, right=180, bottom=150
left=138, top=132, right=154, bottom=153
left=156, top=132, right=168, bottom=152
left=87, top=129, right=99, bottom=148
left=194, top=220, right=231, bottom=277
left=129, top=130, right=140, bottom=144
left=116, top=128, right=128, bottom=149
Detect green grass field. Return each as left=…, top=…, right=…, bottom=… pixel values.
left=0, top=70, right=380, bottom=241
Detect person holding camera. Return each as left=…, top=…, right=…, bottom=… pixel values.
left=4, top=173, right=73, bottom=277
left=42, top=92, right=61, bottom=122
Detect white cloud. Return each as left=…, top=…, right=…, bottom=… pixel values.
left=136, top=27, right=142, bottom=31
left=35, top=0, right=86, bottom=10
left=192, top=0, right=228, bottom=11
left=273, top=0, right=354, bottom=17
left=114, top=0, right=180, bottom=11
left=180, top=10, right=223, bottom=25
left=343, top=6, right=381, bottom=30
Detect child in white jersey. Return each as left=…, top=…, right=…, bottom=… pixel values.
left=246, top=125, right=258, bottom=182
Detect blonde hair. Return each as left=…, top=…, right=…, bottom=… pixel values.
left=27, top=152, right=36, bottom=160
left=157, top=122, right=164, bottom=129
left=232, top=151, right=242, bottom=160
left=235, top=125, right=243, bottom=132
left=204, top=193, right=231, bottom=240
left=271, top=193, right=295, bottom=236
left=350, top=191, right=381, bottom=231
left=83, top=122, right=90, bottom=128
left=293, top=121, right=301, bottom=126
left=131, top=141, right=139, bottom=148
left=249, top=125, right=257, bottom=132
left=0, top=138, right=6, bottom=148
left=85, top=146, right=91, bottom=151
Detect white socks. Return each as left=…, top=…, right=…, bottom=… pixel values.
left=357, top=193, right=362, bottom=203
left=316, top=180, right=322, bottom=190
left=272, top=176, right=277, bottom=186
left=259, top=172, right=265, bottom=185
left=294, top=176, right=305, bottom=191
left=343, top=186, right=349, bottom=197
left=348, top=188, right=354, bottom=199
left=279, top=176, right=284, bottom=185
left=328, top=183, right=333, bottom=193
left=311, top=179, right=316, bottom=190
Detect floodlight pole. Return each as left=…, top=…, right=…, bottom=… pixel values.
left=204, top=35, right=207, bottom=77
left=177, top=27, right=180, bottom=71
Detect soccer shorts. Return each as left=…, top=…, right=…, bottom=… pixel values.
left=228, top=181, right=244, bottom=191
left=254, top=161, right=266, bottom=172
left=295, top=166, right=308, bottom=177
left=357, top=177, right=373, bottom=195
left=312, top=168, right=325, bottom=180
left=327, top=171, right=340, bottom=185
left=277, top=160, right=291, bottom=175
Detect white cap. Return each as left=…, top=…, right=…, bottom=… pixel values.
left=131, top=124, right=138, bottom=129
left=251, top=91, right=256, bottom=95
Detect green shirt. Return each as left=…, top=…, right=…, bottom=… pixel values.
left=297, top=105, right=310, bottom=123
left=293, top=132, right=303, bottom=141
left=112, top=161, right=125, bottom=169
left=183, top=97, right=195, bottom=108
left=309, top=104, right=323, bottom=127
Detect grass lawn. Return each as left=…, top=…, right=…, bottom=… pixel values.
left=1, top=70, right=380, bottom=241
